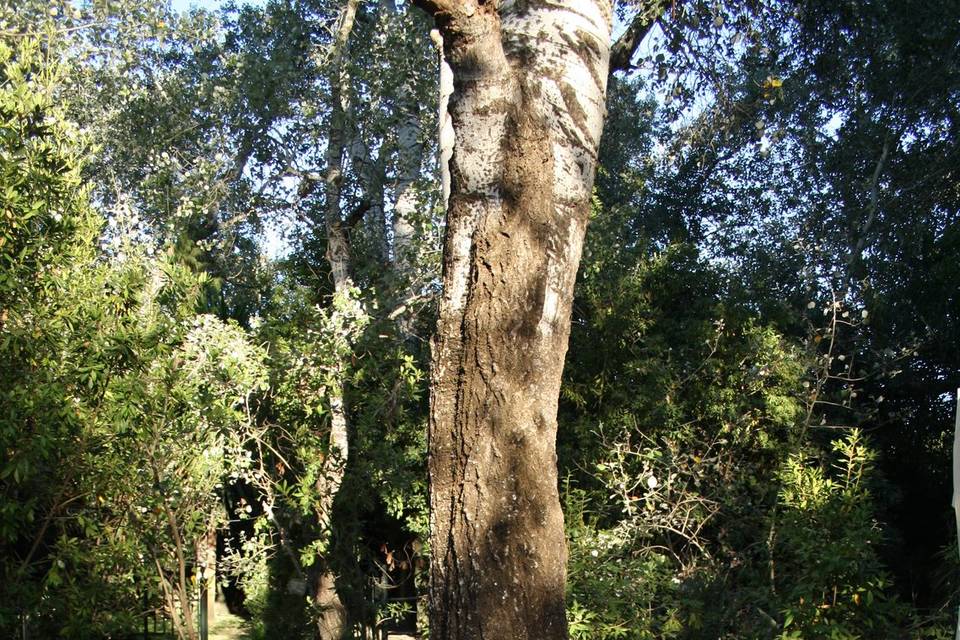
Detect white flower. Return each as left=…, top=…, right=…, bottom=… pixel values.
left=590, top=550, right=599, bottom=557
left=646, top=476, right=659, bottom=489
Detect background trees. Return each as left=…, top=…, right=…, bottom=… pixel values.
left=0, top=35, right=268, bottom=637
left=558, top=0, right=959, bottom=637
left=0, top=0, right=957, bottom=638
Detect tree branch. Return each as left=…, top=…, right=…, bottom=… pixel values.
left=609, top=1, right=676, bottom=76
left=411, top=0, right=471, bottom=18
left=344, top=199, right=372, bottom=231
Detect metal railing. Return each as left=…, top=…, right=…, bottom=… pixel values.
left=137, top=578, right=209, bottom=640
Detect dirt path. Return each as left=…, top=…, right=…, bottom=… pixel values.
left=207, top=600, right=255, bottom=640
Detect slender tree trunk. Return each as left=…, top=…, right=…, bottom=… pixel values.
left=311, top=1, right=360, bottom=637
left=391, top=99, right=424, bottom=280
left=415, top=1, right=612, bottom=638
left=371, top=0, right=432, bottom=291
left=388, top=90, right=428, bottom=335
left=150, top=456, right=198, bottom=640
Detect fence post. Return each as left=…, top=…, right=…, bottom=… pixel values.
left=199, top=579, right=208, bottom=640
left=953, top=388, right=959, bottom=640
left=953, top=389, right=960, bottom=640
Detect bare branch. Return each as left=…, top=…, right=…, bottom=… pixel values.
left=411, top=0, right=472, bottom=18
left=609, top=2, right=675, bottom=75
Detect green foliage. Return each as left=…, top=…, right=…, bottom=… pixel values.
left=561, top=239, right=807, bottom=639
left=0, top=35, right=105, bottom=631
left=558, top=121, right=930, bottom=632
left=566, top=485, right=695, bottom=640
left=260, top=281, right=372, bottom=537
left=0, top=34, right=270, bottom=638
left=558, top=0, right=959, bottom=636
left=773, top=430, right=906, bottom=639
left=559, top=240, right=919, bottom=638
left=2, top=246, right=268, bottom=638
left=0, top=37, right=97, bottom=302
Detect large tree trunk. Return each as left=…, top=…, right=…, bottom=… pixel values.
left=415, top=1, right=612, bottom=638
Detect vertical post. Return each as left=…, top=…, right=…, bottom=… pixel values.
left=200, top=523, right=216, bottom=629
left=199, top=577, right=209, bottom=640
left=953, top=388, right=960, bottom=640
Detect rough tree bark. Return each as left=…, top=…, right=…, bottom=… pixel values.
left=413, top=1, right=613, bottom=638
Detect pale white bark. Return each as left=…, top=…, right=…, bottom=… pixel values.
left=372, top=0, right=433, bottom=286
left=500, top=1, right=610, bottom=341
left=432, top=28, right=455, bottom=210
left=436, top=13, right=516, bottom=320
left=501, top=1, right=610, bottom=202
left=391, top=91, right=424, bottom=278
left=322, top=0, right=359, bottom=294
